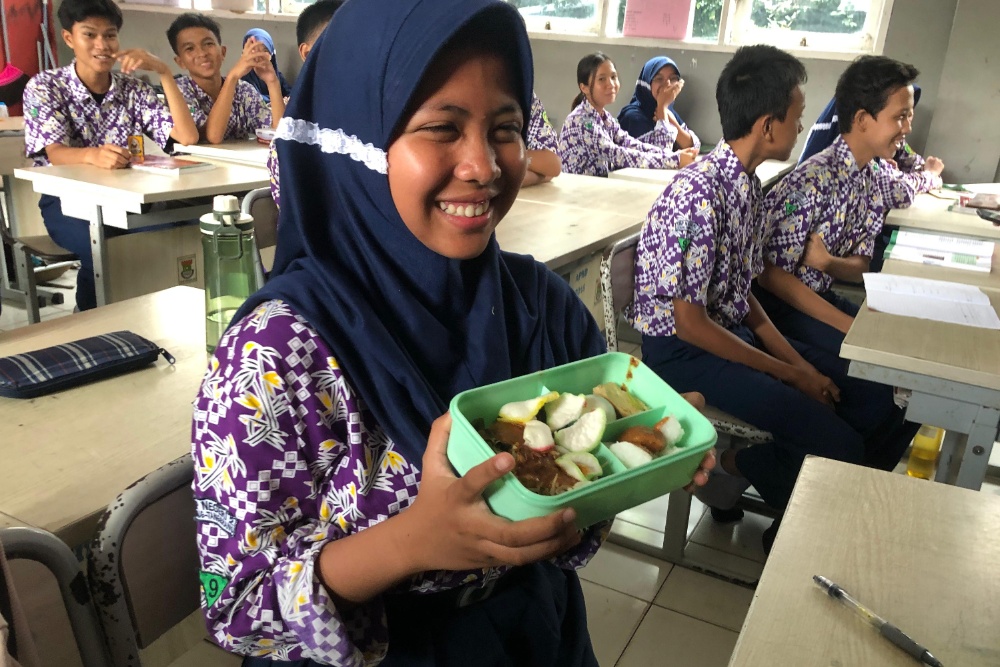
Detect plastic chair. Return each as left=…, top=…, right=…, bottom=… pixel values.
left=241, top=187, right=278, bottom=282
left=0, top=526, right=111, bottom=667
left=88, top=457, right=236, bottom=667
left=598, top=233, right=776, bottom=580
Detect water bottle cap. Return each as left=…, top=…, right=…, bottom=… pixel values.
left=213, top=194, right=240, bottom=213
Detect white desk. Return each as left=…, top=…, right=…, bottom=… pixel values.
left=517, top=172, right=665, bottom=222
left=609, top=159, right=793, bottom=190
left=888, top=188, right=1000, bottom=241
left=731, top=457, right=1000, bottom=667
left=0, top=287, right=206, bottom=546
left=841, top=290, right=1000, bottom=489
left=14, top=162, right=268, bottom=306
left=175, top=140, right=270, bottom=168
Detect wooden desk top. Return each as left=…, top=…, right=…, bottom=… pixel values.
left=0, top=287, right=206, bottom=545
left=0, top=116, right=25, bottom=134
left=888, top=192, right=1000, bottom=241
left=175, top=140, right=270, bottom=168
left=497, top=199, right=640, bottom=270
left=516, top=173, right=664, bottom=221
left=841, top=291, right=1000, bottom=391
left=609, top=160, right=792, bottom=189
left=730, top=457, right=1000, bottom=667
left=14, top=161, right=268, bottom=211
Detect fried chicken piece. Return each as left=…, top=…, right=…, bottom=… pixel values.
left=618, top=425, right=667, bottom=454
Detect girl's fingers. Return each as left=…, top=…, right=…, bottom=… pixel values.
left=419, top=413, right=454, bottom=475
left=483, top=519, right=580, bottom=566
left=455, top=452, right=515, bottom=503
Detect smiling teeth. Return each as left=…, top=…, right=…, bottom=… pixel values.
left=439, top=200, right=490, bottom=217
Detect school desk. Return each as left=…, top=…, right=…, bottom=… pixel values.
left=498, top=199, right=641, bottom=270
left=840, top=288, right=1000, bottom=489
left=0, top=286, right=205, bottom=547
left=175, top=139, right=269, bottom=168
left=881, top=248, right=1000, bottom=291
left=888, top=186, right=1000, bottom=242
left=608, top=159, right=793, bottom=190
left=730, top=457, right=1000, bottom=667
left=14, top=162, right=269, bottom=307
left=515, top=172, right=666, bottom=222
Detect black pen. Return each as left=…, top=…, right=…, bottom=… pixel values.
left=813, top=575, right=943, bottom=667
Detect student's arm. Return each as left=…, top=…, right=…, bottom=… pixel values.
left=523, top=149, right=561, bottom=186
left=44, top=143, right=130, bottom=168
left=800, top=233, right=870, bottom=283
left=251, top=58, right=285, bottom=130
left=116, top=48, right=199, bottom=146
left=607, top=121, right=697, bottom=171
left=205, top=39, right=271, bottom=144
left=757, top=262, right=854, bottom=334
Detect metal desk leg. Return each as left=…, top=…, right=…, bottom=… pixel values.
left=956, top=406, right=1000, bottom=490
left=90, top=207, right=109, bottom=307
left=935, top=430, right=963, bottom=484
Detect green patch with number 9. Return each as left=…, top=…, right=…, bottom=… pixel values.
left=200, top=571, right=229, bottom=606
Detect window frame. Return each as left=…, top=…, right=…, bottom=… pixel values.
left=120, top=0, right=894, bottom=60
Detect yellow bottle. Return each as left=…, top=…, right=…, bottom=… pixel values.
left=906, top=425, right=944, bottom=480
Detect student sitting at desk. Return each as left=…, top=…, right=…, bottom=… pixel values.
left=617, top=56, right=701, bottom=153
left=757, top=56, right=937, bottom=352
left=22, top=0, right=198, bottom=312
left=558, top=52, right=698, bottom=177
left=192, top=0, right=715, bottom=663
left=267, top=0, right=344, bottom=211
left=239, top=28, right=291, bottom=102
left=523, top=92, right=562, bottom=186
left=167, top=13, right=284, bottom=145
left=631, top=45, right=911, bottom=553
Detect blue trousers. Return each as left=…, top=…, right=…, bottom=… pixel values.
left=642, top=327, right=914, bottom=510
left=753, top=284, right=859, bottom=356
left=39, top=194, right=99, bottom=311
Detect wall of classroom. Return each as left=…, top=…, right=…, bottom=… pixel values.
left=52, top=0, right=998, bottom=183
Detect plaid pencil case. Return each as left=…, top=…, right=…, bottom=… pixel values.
left=0, top=330, right=175, bottom=399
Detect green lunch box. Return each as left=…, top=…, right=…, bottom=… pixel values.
left=447, top=351, right=718, bottom=528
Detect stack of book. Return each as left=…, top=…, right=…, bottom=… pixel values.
left=884, top=230, right=993, bottom=273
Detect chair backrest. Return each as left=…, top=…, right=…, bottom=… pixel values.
left=599, top=232, right=641, bottom=352
left=1, top=527, right=111, bottom=667
left=88, top=457, right=199, bottom=667
left=241, top=187, right=278, bottom=251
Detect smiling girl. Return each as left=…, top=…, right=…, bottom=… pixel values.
left=558, top=52, right=698, bottom=178
left=190, top=1, right=712, bottom=664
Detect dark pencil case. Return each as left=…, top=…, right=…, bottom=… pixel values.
left=0, top=330, right=175, bottom=399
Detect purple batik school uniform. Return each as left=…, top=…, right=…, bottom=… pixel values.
left=629, top=140, right=763, bottom=337
left=526, top=92, right=558, bottom=153
left=267, top=139, right=280, bottom=210
left=191, top=301, right=605, bottom=664
left=634, top=118, right=701, bottom=154
left=558, top=98, right=685, bottom=177
left=22, top=63, right=176, bottom=311
left=176, top=74, right=272, bottom=141
left=23, top=63, right=174, bottom=166
left=631, top=141, right=908, bottom=513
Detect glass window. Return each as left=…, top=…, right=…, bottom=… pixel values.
left=749, top=0, right=869, bottom=35
left=508, top=0, right=602, bottom=33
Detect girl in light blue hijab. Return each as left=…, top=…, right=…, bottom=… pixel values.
left=618, top=56, right=700, bottom=151
left=241, top=28, right=291, bottom=101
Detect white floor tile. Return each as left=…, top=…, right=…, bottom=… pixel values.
left=688, top=509, right=770, bottom=564
left=681, top=542, right=765, bottom=583
left=653, top=567, right=753, bottom=632
left=616, top=605, right=737, bottom=667
left=616, top=492, right=706, bottom=536
left=579, top=541, right=673, bottom=602
left=580, top=581, right=648, bottom=667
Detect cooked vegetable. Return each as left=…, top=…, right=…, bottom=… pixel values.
left=545, top=393, right=587, bottom=430
left=522, top=420, right=555, bottom=452
left=592, top=383, right=649, bottom=418
left=498, top=391, right=560, bottom=423
left=554, top=408, right=607, bottom=453
left=557, top=451, right=603, bottom=480
left=609, top=440, right=653, bottom=469
left=583, top=394, right=617, bottom=423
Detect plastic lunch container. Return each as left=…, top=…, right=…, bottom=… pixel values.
left=447, top=352, right=718, bottom=528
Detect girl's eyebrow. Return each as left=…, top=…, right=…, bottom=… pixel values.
left=424, top=102, right=522, bottom=116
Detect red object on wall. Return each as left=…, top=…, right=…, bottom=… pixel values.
left=1, top=0, right=57, bottom=115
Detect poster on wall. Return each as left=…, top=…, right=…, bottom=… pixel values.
left=622, top=0, right=696, bottom=40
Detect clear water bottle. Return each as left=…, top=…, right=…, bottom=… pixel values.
left=201, top=195, right=260, bottom=353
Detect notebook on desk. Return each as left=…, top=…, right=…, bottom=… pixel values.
left=130, top=155, right=215, bottom=176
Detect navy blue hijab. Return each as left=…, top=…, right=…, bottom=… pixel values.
left=618, top=56, right=686, bottom=139
left=798, top=85, right=922, bottom=164
left=232, top=0, right=604, bottom=463
left=241, top=28, right=291, bottom=101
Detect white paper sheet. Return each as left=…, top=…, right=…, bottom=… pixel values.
left=893, top=231, right=994, bottom=258
left=863, top=273, right=1000, bottom=329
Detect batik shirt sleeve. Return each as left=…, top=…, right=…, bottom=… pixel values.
left=229, top=81, right=273, bottom=141
left=23, top=73, right=70, bottom=159
left=762, top=174, right=820, bottom=277
left=267, top=140, right=280, bottom=211
left=636, top=120, right=701, bottom=153
left=558, top=100, right=680, bottom=176
left=191, top=300, right=603, bottom=665
left=630, top=173, right=718, bottom=335
left=526, top=93, right=559, bottom=154
left=873, top=159, right=941, bottom=210
left=132, top=78, right=175, bottom=149
left=176, top=76, right=209, bottom=130
left=894, top=142, right=925, bottom=172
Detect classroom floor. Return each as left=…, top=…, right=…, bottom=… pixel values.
left=5, top=280, right=1000, bottom=667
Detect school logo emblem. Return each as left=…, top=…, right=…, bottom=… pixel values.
left=29, top=107, right=39, bottom=118
left=584, top=121, right=593, bottom=130
left=542, top=110, right=552, bottom=127
left=178, top=254, right=196, bottom=282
